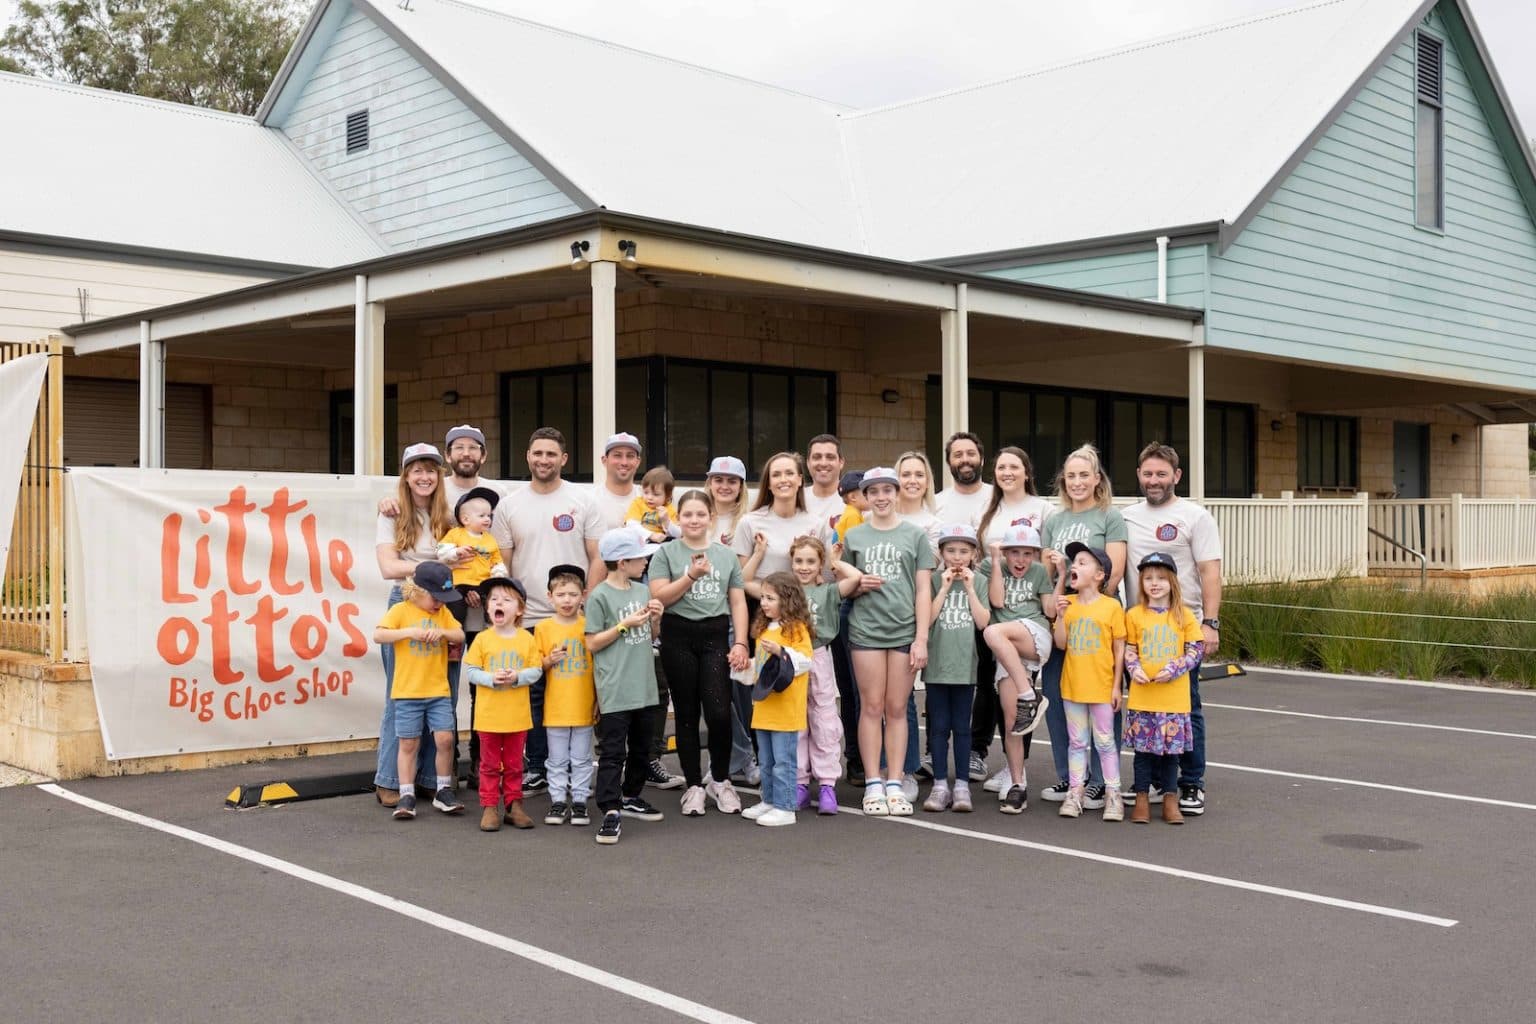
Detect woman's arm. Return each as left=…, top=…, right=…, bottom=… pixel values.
left=1106, top=541, right=1128, bottom=596
left=375, top=543, right=416, bottom=581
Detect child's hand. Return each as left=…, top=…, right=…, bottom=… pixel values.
left=687, top=551, right=710, bottom=580
left=939, top=567, right=957, bottom=587
left=909, top=638, right=928, bottom=671
left=542, top=644, right=567, bottom=670
left=1131, top=665, right=1151, bottom=685
left=416, top=627, right=441, bottom=643
left=1152, top=665, right=1174, bottom=683
left=1042, top=593, right=1059, bottom=619
left=622, top=609, right=651, bottom=629
left=727, top=644, right=750, bottom=673
left=646, top=599, right=664, bottom=619
left=1109, top=689, right=1121, bottom=712
left=988, top=541, right=1002, bottom=557
left=759, top=639, right=782, bottom=657
left=958, top=566, right=974, bottom=584
left=752, top=532, right=768, bottom=555
left=858, top=574, right=885, bottom=594
left=493, top=668, right=515, bottom=687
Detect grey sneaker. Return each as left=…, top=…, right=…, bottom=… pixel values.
left=967, top=751, right=988, bottom=782
left=951, top=781, right=973, bottom=813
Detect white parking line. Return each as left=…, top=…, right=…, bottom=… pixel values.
left=40, top=784, right=755, bottom=1024
left=1241, top=665, right=1536, bottom=696
left=1202, top=702, right=1536, bottom=740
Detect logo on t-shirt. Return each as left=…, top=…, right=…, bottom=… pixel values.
left=1009, top=515, right=1037, bottom=528
left=1156, top=523, right=1179, bottom=542
left=552, top=513, right=576, bottom=532
left=828, top=515, right=839, bottom=531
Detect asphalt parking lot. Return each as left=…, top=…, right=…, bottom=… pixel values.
left=4, top=667, right=1533, bottom=1024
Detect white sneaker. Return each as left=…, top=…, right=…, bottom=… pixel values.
left=680, top=785, right=707, bottom=817
left=901, top=773, right=919, bottom=802
left=986, top=765, right=1012, bottom=795
left=705, top=777, right=742, bottom=814
left=1059, top=788, right=1084, bottom=818
left=922, top=781, right=951, bottom=812
left=741, top=801, right=772, bottom=820
left=756, top=807, right=797, bottom=827
left=1102, top=786, right=1124, bottom=822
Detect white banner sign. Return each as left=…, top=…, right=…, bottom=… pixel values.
left=70, top=468, right=405, bottom=760
left=0, top=353, right=49, bottom=570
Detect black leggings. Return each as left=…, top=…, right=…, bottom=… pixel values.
left=659, top=613, right=733, bottom=788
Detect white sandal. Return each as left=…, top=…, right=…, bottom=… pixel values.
left=884, top=784, right=913, bottom=817
left=862, top=788, right=889, bottom=816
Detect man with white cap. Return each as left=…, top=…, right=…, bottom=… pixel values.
left=593, top=431, right=645, bottom=532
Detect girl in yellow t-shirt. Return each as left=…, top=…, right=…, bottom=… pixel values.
left=1123, top=552, right=1204, bottom=825
left=741, top=572, right=814, bottom=827
left=1050, top=542, right=1126, bottom=822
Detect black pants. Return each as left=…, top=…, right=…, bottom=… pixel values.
left=831, top=598, right=858, bottom=766
left=970, top=629, right=1004, bottom=760
left=595, top=705, right=656, bottom=812
left=659, top=613, right=732, bottom=788
left=1133, top=751, right=1179, bottom=794
left=648, top=647, right=672, bottom=759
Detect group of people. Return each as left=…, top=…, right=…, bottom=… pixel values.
left=372, top=423, right=1223, bottom=843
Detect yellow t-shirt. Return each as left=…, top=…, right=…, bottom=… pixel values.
left=535, top=617, right=597, bottom=727
left=624, top=495, right=678, bottom=536
left=1059, top=594, right=1126, bottom=706
left=1125, top=604, right=1202, bottom=714
left=378, top=600, right=457, bottom=700
left=440, top=526, right=501, bottom=587
left=750, top=620, right=813, bottom=732
left=833, top=505, right=863, bottom=544
left=463, top=627, right=537, bottom=733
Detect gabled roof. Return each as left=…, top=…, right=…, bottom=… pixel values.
left=0, top=72, right=385, bottom=270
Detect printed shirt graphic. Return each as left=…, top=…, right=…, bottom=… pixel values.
left=535, top=617, right=596, bottom=726
left=843, top=520, right=936, bottom=647
left=925, top=565, right=989, bottom=684
left=584, top=581, right=659, bottom=714
left=650, top=541, right=743, bottom=621
left=978, top=495, right=1051, bottom=548
left=439, top=526, right=501, bottom=587
left=1058, top=594, right=1126, bottom=705
left=1125, top=604, right=1202, bottom=714
left=978, top=556, right=1050, bottom=629
left=802, top=581, right=842, bottom=649
left=750, top=621, right=813, bottom=732
left=378, top=600, right=457, bottom=700
left=624, top=495, right=679, bottom=536
left=491, top=482, right=602, bottom=623
left=464, top=627, right=537, bottom=732
left=1121, top=497, right=1223, bottom=618
left=1040, top=505, right=1128, bottom=554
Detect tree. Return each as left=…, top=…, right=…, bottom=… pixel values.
left=0, top=0, right=306, bottom=115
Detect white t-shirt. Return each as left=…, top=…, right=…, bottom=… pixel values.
left=491, top=481, right=602, bottom=623
left=731, top=506, right=834, bottom=577
left=1122, top=496, right=1223, bottom=619
left=803, top=487, right=845, bottom=538
left=375, top=508, right=437, bottom=564
left=978, top=494, right=1052, bottom=548
left=443, top=475, right=506, bottom=509
left=713, top=507, right=744, bottom=548
left=899, top=508, right=943, bottom=556
left=935, top=483, right=994, bottom=527
left=591, top=482, right=642, bottom=533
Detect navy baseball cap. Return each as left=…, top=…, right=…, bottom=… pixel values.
left=1137, top=551, right=1179, bottom=573
left=1064, top=542, right=1112, bottom=580
left=412, top=561, right=459, bottom=600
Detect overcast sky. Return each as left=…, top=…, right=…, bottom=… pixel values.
left=3, top=1, right=1534, bottom=133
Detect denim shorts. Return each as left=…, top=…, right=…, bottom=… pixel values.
left=394, top=696, right=456, bottom=735
left=849, top=642, right=912, bottom=654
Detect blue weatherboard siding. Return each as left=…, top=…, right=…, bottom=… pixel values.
left=1208, top=5, right=1536, bottom=391
left=277, top=2, right=579, bottom=251
left=987, top=245, right=1209, bottom=310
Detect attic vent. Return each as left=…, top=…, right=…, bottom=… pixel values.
left=345, top=109, right=369, bottom=154
left=1416, top=32, right=1442, bottom=105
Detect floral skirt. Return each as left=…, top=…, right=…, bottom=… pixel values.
left=1123, top=710, right=1192, bottom=755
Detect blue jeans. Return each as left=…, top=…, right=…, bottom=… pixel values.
left=756, top=728, right=798, bottom=810
left=1178, top=655, right=1206, bottom=790
left=375, top=585, right=438, bottom=791
left=1039, top=648, right=1119, bottom=788
left=1134, top=752, right=1179, bottom=794
left=925, top=684, right=974, bottom=782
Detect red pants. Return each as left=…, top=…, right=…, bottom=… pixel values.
left=478, top=730, right=526, bottom=807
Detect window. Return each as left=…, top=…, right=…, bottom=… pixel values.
left=1415, top=31, right=1444, bottom=229
left=63, top=378, right=211, bottom=469
left=329, top=385, right=399, bottom=474
left=345, top=109, right=370, bottom=154
left=1298, top=413, right=1358, bottom=491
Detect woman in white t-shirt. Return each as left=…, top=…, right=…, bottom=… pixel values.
left=706, top=455, right=750, bottom=548
left=373, top=443, right=457, bottom=807
left=976, top=447, right=1052, bottom=548
left=731, top=452, right=834, bottom=575
left=895, top=450, right=943, bottom=555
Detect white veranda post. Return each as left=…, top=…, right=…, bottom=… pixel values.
left=138, top=319, right=165, bottom=469
left=938, top=284, right=969, bottom=489
left=590, top=260, right=617, bottom=474
left=353, top=275, right=386, bottom=476
left=1188, top=343, right=1206, bottom=501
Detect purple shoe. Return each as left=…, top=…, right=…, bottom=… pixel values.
left=817, top=785, right=839, bottom=816
left=795, top=783, right=811, bottom=810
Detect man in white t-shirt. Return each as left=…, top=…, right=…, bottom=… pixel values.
left=1121, top=442, right=1223, bottom=818
left=803, top=433, right=846, bottom=537
left=491, top=426, right=605, bottom=792
left=592, top=431, right=644, bottom=532
left=935, top=430, right=994, bottom=526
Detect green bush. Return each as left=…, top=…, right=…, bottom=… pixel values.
left=1222, top=582, right=1536, bottom=687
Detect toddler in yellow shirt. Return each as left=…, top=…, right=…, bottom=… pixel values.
left=625, top=466, right=681, bottom=542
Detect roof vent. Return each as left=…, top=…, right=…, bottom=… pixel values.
left=1416, top=33, right=1442, bottom=105
left=345, top=109, right=369, bottom=154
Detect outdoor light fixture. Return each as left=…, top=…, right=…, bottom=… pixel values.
left=442, top=390, right=460, bottom=406
left=1271, top=419, right=1284, bottom=432
left=570, top=240, right=591, bottom=268
left=618, top=239, right=638, bottom=262
left=881, top=389, right=900, bottom=404
left=1451, top=432, right=1461, bottom=445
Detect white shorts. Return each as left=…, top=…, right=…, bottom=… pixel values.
left=996, top=619, right=1053, bottom=680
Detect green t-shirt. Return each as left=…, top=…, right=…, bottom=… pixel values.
left=803, top=581, right=842, bottom=650
left=584, top=580, right=659, bottom=714
left=844, top=520, right=936, bottom=648
left=650, top=540, right=742, bottom=621
left=980, top=556, right=1051, bottom=630
left=925, top=566, right=989, bottom=685
left=1040, top=505, right=1128, bottom=553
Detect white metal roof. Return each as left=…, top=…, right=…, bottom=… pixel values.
left=0, top=73, right=385, bottom=269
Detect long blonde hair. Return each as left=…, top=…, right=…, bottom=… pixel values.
left=707, top=470, right=748, bottom=525
left=393, top=460, right=453, bottom=552
left=1054, top=443, right=1114, bottom=511
left=895, top=450, right=937, bottom=513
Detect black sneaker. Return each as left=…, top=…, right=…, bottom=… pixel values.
left=914, top=757, right=934, bottom=782
left=523, top=772, right=549, bottom=793
left=1010, top=694, right=1048, bottom=736
left=1000, top=785, right=1027, bottom=815
left=1179, top=785, right=1206, bottom=816
left=846, top=762, right=866, bottom=788
left=1082, top=783, right=1107, bottom=811
left=392, top=794, right=417, bottom=820
left=432, top=788, right=465, bottom=814
left=646, top=758, right=683, bottom=790
left=544, top=801, right=569, bottom=826
left=595, top=810, right=622, bottom=845
left=569, top=802, right=591, bottom=826
left=967, top=751, right=988, bottom=782
left=1041, top=780, right=1071, bottom=803
left=621, top=796, right=665, bottom=821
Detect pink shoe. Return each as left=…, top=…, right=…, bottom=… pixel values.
left=817, top=784, right=839, bottom=815
left=795, top=783, right=811, bottom=810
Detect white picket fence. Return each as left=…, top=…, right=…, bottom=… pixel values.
left=1205, top=492, right=1369, bottom=583
left=1369, top=495, right=1536, bottom=571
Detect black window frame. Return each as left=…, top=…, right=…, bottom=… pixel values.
left=1297, top=413, right=1360, bottom=492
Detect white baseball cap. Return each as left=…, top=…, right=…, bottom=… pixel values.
left=707, top=455, right=747, bottom=481
left=603, top=432, right=642, bottom=456
left=998, top=524, right=1042, bottom=550
left=599, top=527, right=660, bottom=561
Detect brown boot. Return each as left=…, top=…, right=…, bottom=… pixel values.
left=504, top=800, right=534, bottom=829
left=1130, top=793, right=1150, bottom=824
left=1162, top=793, right=1184, bottom=825
left=375, top=786, right=400, bottom=808
left=480, top=806, right=502, bottom=832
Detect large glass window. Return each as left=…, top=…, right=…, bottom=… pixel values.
left=502, top=361, right=651, bottom=480
left=1298, top=413, right=1358, bottom=491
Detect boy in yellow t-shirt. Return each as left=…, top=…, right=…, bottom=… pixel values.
left=1050, top=542, right=1126, bottom=822
left=463, top=575, right=541, bottom=831
left=373, top=561, right=466, bottom=821
left=625, top=465, right=681, bottom=543
left=832, top=470, right=866, bottom=543
left=533, top=564, right=598, bottom=826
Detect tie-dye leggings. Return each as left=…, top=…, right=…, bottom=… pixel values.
left=1064, top=700, right=1121, bottom=790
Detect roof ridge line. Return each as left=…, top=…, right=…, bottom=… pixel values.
left=0, top=70, right=254, bottom=123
